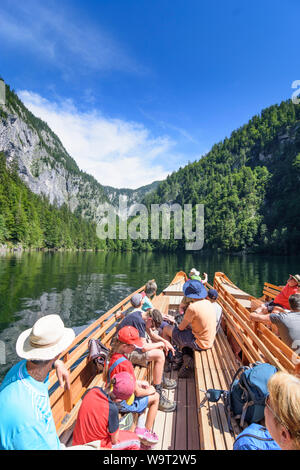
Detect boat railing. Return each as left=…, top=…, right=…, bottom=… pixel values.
left=49, top=280, right=153, bottom=430
left=212, top=273, right=299, bottom=374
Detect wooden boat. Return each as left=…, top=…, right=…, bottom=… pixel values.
left=49, top=271, right=299, bottom=451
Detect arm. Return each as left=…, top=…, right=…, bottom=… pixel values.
left=178, top=316, right=191, bottom=331
left=141, top=337, right=165, bottom=352
left=202, top=272, right=208, bottom=284
left=110, top=429, right=119, bottom=445
left=250, top=312, right=272, bottom=325
left=146, top=328, right=175, bottom=354
left=53, top=359, right=70, bottom=390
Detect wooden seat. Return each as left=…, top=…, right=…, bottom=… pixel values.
left=262, top=282, right=282, bottom=301
left=194, top=328, right=242, bottom=450
left=58, top=364, right=148, bottom=447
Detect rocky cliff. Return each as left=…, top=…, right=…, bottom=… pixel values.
left=0, top=83, right=158, bottom=223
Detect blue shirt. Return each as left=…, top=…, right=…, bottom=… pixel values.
left=0, top=360, right=60, bottom=450
left=116, top=310, right=146, bottom=338
left=233, top=423, right=281, bottom=450
left=141, top=296, right=153, bottom=312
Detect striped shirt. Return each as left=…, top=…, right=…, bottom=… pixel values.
left=0, top=360, right=60, bottom=450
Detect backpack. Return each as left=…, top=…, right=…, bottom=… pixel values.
left=88, top=339, right=110, bottom=372
left=225, top=362, right=277, bottom=428
left=233, top=423, right=281, bottom=450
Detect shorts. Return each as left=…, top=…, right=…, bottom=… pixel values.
left=118, top=395, right=149, bottom=414
left=172, top=325, right=203, bottom=351
left=128, top=349, right=149, bottom=367
left=158, top=320, right=169, bottom=335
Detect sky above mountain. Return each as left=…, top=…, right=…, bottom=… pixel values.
left=1, top=0, right=300, bottom=188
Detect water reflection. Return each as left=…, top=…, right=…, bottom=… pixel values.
left=0, top=250, right=299, bottom=380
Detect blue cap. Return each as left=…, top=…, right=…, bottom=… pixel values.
left=131, top=293, right=143, bottom=307
left=183, top=280, right=207, bottom=299
left=207, top=289, right=218, bottom=300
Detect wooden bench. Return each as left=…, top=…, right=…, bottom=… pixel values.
left=192, top=272, right=300, bottom=450
left=49, top=282, right=152, bottom=441
left=262, top=282, right=282, bottom=301
left=194, top=329, right=242, bottom=450
left=58, top=364, right=147, bottom=447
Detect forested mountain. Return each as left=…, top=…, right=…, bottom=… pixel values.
left=0, top=151, right=105, bottom=250
left=143, top=100, right=300, bottom=254
left=1, top=78, right=300, bottom=253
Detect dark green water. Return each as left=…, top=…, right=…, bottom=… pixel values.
left=0, top=250, right=299, bottom=381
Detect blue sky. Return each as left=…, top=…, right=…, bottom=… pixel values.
left=1, top=0, right=300, bottom=188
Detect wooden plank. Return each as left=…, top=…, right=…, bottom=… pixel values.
left=174, top=377, right=187, bottom=449
left=194, top=352, right=216, bottom=449
left=206, top=348, right=235, bottom=449
left=187, top=377, right=200, bottom=450
left=201, top=350, right=226, bottom=450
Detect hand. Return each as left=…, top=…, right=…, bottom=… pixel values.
left=162, top=339, right=175, bottom=356
left=115, top=310, right=124, bottom=320
left=53, top=359, right=71, bottom=390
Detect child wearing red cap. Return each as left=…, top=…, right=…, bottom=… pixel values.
left=72, top=372, right=140, bottom=449
left=103, top=326, right=160, bottom=447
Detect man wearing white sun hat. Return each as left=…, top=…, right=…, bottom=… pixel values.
left=0, top=314, right=76, bottom=450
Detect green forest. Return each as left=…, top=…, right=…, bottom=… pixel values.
left=1, top=88, right=300, bottom=254
left=0, top=151, right=105, bottom=250
left=143, top=99, right=300, bottom=254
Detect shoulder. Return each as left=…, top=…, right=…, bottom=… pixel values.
left=270, top=312, right=289, bottom=324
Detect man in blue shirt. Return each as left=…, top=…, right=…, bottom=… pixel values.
left=0, top=314, right=75, bottom=450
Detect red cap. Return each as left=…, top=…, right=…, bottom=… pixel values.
left=112, top=372, right=135, bottom=401
left=117, top=326, right=143, bottom=348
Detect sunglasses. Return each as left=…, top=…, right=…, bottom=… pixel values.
left=265, top=395, right=286, bottom=429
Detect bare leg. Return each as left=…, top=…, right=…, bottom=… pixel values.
left=146, top=349, right=165, bottom=385
left=161, top=324, right=174, bottom=343
left=145, top=392, right=159, bottom=430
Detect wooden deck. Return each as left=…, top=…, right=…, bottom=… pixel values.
left=152, top=370, right=200, bottom=450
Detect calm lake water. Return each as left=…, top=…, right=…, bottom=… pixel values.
left=0, top=250, right=299, bottom=381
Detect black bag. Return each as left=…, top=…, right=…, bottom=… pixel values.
left=88, top=339, right=109, bottom=372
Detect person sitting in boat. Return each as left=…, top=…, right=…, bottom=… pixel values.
left=254, top=274, right=300, bottom=315
left=141, top=280, right=157, bottom=312
left=189, top=268, right=208, bottom=285
left=250, top=294, right=300, bottom=350
left=161, top=280, right=216, bottom=378
left=72, top=371, right=140, bottom=450
left=103, top=326, right=160, bottom=448
left=0, top=314, right=75, bottom=450
left=115, top=293, right=177, bottom=412
left=265, top=371, right=300, bottom=450
left=115, top=283, right=157, bottom=320
left=207, top=288, right=223, bottom=332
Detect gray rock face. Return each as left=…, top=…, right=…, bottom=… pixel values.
left=0, top=98, right=109, bottom=222
left=0, top=87, right=160, bottom=224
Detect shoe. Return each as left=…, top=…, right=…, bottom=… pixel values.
left=162, top=376, right=177, bottom=390
left=140, top=443, right=155, bottom=450
left=158, top=391, right=177, bottom=412
left=135, top=428, right=159, bottom=445
left=178, top=355, right=194, bottom=378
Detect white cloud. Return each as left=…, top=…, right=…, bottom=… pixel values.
left=18, top=90, right=174, bottom=188
left=0, top=1, right=145, bottom=76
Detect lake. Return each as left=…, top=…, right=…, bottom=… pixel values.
left=0, top=250, right=299, bottom=381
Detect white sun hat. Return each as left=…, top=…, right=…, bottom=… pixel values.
left=189, top=268, right=200, bottom=276
left=16, top=314, right=75, bottom=361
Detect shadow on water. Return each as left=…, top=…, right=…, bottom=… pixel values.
left=0, top=250, right=299, bottom=380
